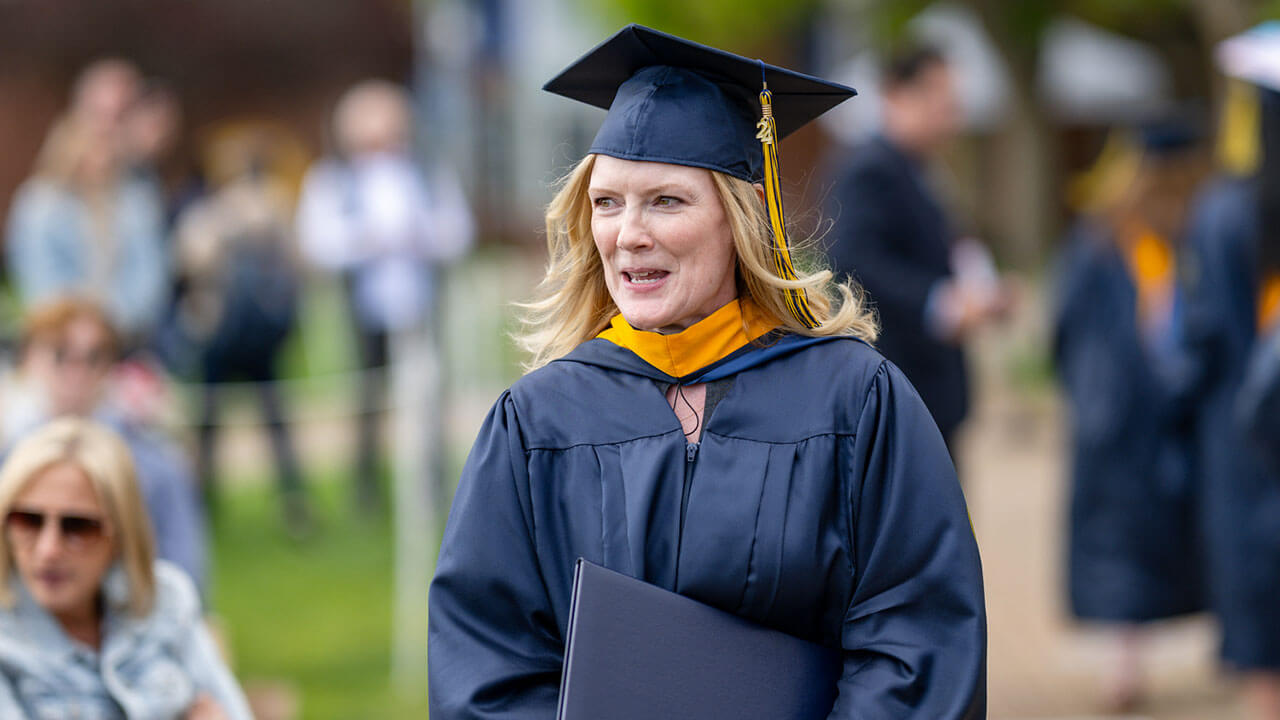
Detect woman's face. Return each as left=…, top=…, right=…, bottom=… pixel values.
left=47, top=316, right=115, bottom=417
left=589, top=155, right=738, bottom=333
left=6, top=462, right=115, bottom=621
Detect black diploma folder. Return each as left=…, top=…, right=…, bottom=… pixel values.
left=556, top=558, right=842, bottom=719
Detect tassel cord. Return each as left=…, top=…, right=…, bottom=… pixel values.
left=756, top=86, right=818, bottom=328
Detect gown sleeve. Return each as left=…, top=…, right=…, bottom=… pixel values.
left=428, top=392, right=562, bottom=719
left=1049, top=237, right=1133, bottom=449
left=831, top=361, right=986, bottom=720
left=1239, top=326, right=1280, bottom=470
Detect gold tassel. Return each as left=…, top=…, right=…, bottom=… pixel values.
left=756, top=83, right=818, bottom=328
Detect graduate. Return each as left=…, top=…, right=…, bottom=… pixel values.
left=1051, top=123, right=1205, bottom=711
left=1179, top=24, right=1280, bottom=720
left=427, top=25, right=986, bottom=719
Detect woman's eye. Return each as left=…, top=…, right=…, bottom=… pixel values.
left=592, top=197, right=616, bottom=209
left=655, top=196, right=681, bottom=208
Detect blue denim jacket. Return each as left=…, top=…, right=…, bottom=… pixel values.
left=4, top=177, right=167, bottom=337
left=0, top=561, right=252, bottom=719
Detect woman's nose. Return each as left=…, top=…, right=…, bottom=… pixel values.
left=615, top=207, right=653, bottom=251
left=32, top=522, right=65, bottom=560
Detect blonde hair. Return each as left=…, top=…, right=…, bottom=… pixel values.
left=515, top=154, right=878, bottom=369
left=31, top=117, right=108, bottom=188
left=0, top=418, right=155, bottom=616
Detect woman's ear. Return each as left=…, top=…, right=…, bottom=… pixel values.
left=753, top=183, right=765, bottom=205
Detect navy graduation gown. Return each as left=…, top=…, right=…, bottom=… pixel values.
left=1051, top=221, right=1203, bottom=622
left=428, top=334, right=986, bottom=719
left=1178, top=177, right=1280, bottom=668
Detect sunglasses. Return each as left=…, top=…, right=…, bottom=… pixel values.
left=5, top=509, right=107, bottom=547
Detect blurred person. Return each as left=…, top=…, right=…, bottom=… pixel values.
left=430, top=26, right=985, bottom=719
left=122, top=82, right=181, bottom=177
left=173, top=130, right=309, bottom=533
left=1178, top=26, right=1280, bottom=720
left=0, top=298, right=208, bottom=595
left=1051, top=123, right=1206, bottom=712
left=0, top=417, right=250, bottom=719
left=5, top=109, right=168, bottom=342
left=822, top=45, right=1013, bottom=456
left=296, top=79, right=474, bottom=511
left=122, top=81, right=196, bottom=228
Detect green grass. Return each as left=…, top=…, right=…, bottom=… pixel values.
left=203, top=261, right=514, bottom=720
left=211, top=473, right=430, bottom=720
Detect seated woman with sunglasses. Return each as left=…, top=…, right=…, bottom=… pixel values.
left=0, top=418, right=250, bottom=719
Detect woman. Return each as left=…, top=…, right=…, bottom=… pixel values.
left=5, top=112, right=167, bottom=341
left=1052, top=125, right=1205, bottom=710
left=0, top=418, right=250, bottom=719
left=428, top=25, right=986, bottom=719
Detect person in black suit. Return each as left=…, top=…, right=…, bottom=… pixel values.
left=824, top=46, right=1010, bottom=453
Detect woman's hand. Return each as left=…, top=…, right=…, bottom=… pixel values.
left=184, top=693, right=229, bottom=720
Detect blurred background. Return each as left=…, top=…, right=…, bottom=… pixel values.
left=0, top=0, right=1277, bottom=718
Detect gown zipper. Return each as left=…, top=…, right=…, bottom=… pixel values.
left=674, top=441, right=700, bottom=587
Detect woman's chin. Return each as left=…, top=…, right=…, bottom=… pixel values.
left=33, top=590, right=81, bottom=616
left=617, top=304, right=676, bottom=333
left=28, top=581, right=92, bottom=617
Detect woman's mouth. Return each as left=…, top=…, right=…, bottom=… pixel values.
left=623, top=270, right=669, bottom=286
left=33, top=569, right=71, bottom=588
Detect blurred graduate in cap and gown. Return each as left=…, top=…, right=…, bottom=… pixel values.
left=428, top=25, right=986, bottom=720
left=1051, top=121, right=1206, bottom=711
left=1177, top=23, right=1280, bottom=720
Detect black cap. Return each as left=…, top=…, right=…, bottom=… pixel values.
left=543, top=24, right=856, bottom=182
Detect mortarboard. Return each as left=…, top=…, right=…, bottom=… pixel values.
left=1136, top=116, right=1201, bottom=156
left=543, top=24, right=857, bottom=328
left=1218, top=21, right=1280, bottom=92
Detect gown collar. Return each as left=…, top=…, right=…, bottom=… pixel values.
left=596, top=298, right=778, bottom=379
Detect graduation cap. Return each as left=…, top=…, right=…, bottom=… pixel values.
left=1218, top=21, right=1280, bottom=92
left=543, top=24, right=857, bottom=328
left=1136, top=116, right=1201, bottom=156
